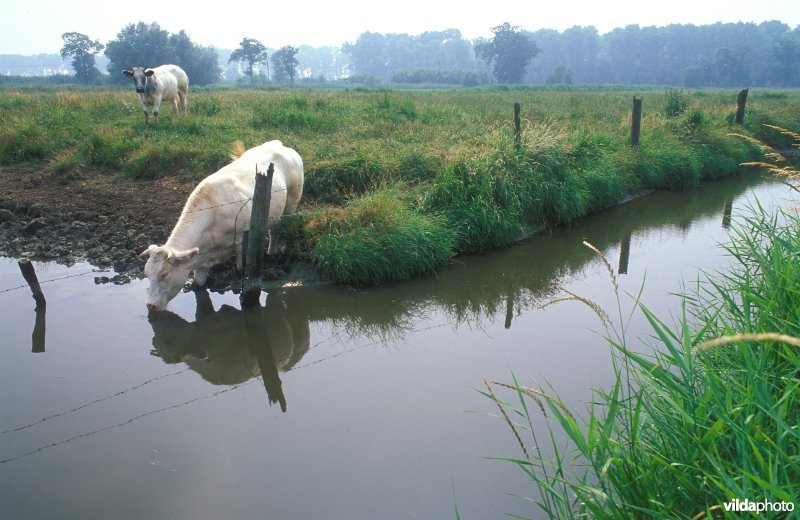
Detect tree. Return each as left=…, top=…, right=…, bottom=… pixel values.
left=105, top=23, right=219, bottom=85
left=105, top=22, right=171, bottom=81
left=229, top=37, right=269, bottom=83
left=343, top=32, right=389, bottom=81
left=475, top=23, right=540, bottom=83
left=546, top=66, right=573, bottom=84
left=271, top=46, right=300, bottom=84
left=60, top=32, right=104, bottom=84
left=169, top=30, right=221, bottom=85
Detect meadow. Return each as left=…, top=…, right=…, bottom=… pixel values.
left=1, top=86, right=798, bottom=284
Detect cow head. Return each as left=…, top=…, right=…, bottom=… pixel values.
left=140, top=244, right=199, bottom=312
left=122, top=67, right=155, bottom=94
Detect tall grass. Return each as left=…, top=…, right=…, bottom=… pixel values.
left=294, top=188, right=455, bottom=285
left=484, top=135, right=800, bottom=517
left=1, top=88, right=797, bottom=284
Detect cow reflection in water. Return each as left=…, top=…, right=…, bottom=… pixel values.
left=148, top=288, right=310, bottom=412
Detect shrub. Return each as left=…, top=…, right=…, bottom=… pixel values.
left=664, top=87, right=689, bottom=117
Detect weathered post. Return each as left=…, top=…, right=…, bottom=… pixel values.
left=631, top=97, right=642, bottom=148
left=241, top=164, right=274, bottom=307
left=18, top=258, right=46, bottom=309
left=735, top=88, right=749, bottom=125
left=513, top=102, right=521, bottom=148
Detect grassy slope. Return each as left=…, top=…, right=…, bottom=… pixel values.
left=1, top=87, right=798, bottom=284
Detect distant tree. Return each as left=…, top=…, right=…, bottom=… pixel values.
left=105, top=22, right=172, bottom=81
left=229, top=37, right=269, bottom=83
left=475, top=23, right=540, bottom=84
left=713, top=47, right=750, bottom=87
left=105, top=23, right=219, bottom=85
left=169, top=30, right=221, bottom=85
left=771, top=36, right=800, bottom=86
left=271, top=45, right=300, bottom=84
left=546, top=66, right=573, bottom=84
left=343, top=32, right=390, bottom=81
left=60, top=32, right=104, bottom=84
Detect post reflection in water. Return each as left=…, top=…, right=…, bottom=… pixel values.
left=147, top=288, right=310, bottom=412
left=722, top=198, right=734, bottom=229
left=31, top=307, right=45, bottom=353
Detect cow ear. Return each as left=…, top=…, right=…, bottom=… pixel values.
left=139, top=244, right=158, bottom=258
left=145, top=69, right=155, bottom=77
left=122, top=69, right=134, bottom=77
left=171, top=247, right=200, bottom=261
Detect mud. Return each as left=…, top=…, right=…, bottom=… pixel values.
left=0, top=168, right=301, bottom=289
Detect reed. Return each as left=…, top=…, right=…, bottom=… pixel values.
left=485, top=130, right=800, bottom=517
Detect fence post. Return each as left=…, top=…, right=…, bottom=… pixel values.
left=631, top=96, right=642, bottom=148
left=513, top=102, right=521, bottom=148
left=241, top=163, right=274, bottom=307
left=735, top=88, right=749, bottom=125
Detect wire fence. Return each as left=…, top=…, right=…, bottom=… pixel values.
left=0, top=320, right=450, bottom=464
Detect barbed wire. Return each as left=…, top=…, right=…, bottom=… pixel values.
left=0, top=319, right=449, bottom=464
left=0, top=268, right=99, bottom=295
left=0, top=368, right=188, bottom=435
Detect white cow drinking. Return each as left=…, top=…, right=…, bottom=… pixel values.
left=140, top=140, right=304, bottom=312
left=122, top=64, right=189, bottom=124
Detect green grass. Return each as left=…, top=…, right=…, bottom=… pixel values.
left=485, top=199, right=800, bottom=518
left=1, top=87, right=798, bottom=284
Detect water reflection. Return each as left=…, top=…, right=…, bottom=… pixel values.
left=278, top=173, right=774, bottom=335
left=148, top=288, right=310, bottom=411
left=31, top=307, right=45, bottom=353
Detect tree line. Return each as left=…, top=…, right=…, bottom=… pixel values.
left=55, top=19, right=800, bottom=87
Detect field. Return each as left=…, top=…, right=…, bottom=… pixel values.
left=1, top=86, right=799, bottom=284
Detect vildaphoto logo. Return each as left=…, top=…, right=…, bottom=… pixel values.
left=723, top=498, right=795, bottom=514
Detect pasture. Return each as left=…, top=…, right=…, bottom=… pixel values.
left=1, top=86, right=798, bottom=284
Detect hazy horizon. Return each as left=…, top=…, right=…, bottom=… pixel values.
left=3, top=0, right=799, bottom=56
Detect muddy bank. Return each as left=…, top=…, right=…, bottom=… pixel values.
left=0, top=169, right=307, bottom=289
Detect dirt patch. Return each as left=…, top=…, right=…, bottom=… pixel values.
left=0, top=168, right=301, bottom=289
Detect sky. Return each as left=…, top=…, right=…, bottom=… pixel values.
left=3, top=0, right=799, bottom=55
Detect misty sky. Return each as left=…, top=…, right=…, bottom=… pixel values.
left=3, top=0, right=799, bottom=55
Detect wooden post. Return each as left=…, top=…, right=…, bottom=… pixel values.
left=18, top=258, right=46, bottom=310
left=513, top=102, right=521, bottom=148
left=735, top=88, right=749, bottom=125
left=241, top=164, right=274, bottom=307
left=631, top=97, right=642, bottom=148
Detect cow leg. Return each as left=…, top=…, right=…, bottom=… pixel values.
left=144, top=111, right=149, bottom=124
left=152, top=96, right=162, bottom=125
left=171, top=98, right=179, bottom=117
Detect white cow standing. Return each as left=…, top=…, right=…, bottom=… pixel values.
left=122, top=64, right=188, bottom=124
left=140, top=140, right=304, bottom=312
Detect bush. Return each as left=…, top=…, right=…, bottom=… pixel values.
left=664, top=87, right=689, bottom=117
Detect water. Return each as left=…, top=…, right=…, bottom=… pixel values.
left=0, top=173, right=792, bottom=519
